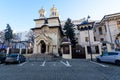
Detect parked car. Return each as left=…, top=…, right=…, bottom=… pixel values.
left=5, top=54, right=26, bottom=64
left=96, top=51, right=120, bottom=65
left=0, top=52, right=6, bottom=63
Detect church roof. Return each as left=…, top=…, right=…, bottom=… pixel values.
left=32, top=17, right=64, bottom=35
left=80, top=20, right=88, bottom=25
left=34, top=17, right=60, bottom=23
left=77, top=21, right=95, bottom=26
left=31, top=25, right=60, bottom=30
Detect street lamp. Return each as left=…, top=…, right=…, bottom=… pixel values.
left=78, top=16, right=93, bottom=60
left=88, top=26, right=93, bottom=61
left=87, top=16, right=93, bottom=61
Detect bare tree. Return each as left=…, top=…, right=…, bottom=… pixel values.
left=26, top=30, right=34, bottom=46
left=0, top=31, right=5, bottom=43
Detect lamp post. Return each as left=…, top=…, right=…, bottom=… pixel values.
left=88, top=26, right=93, bottom=61
left=87, top=16, right=93, bottom=61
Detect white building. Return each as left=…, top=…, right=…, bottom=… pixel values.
left=61, top=19, right=102, bottom=59
left=76, top=21, right=102, bottom=59
left=94, top=13, right=120, bottom=51
left=12, top=31, right=29, bottom=48
left=16, top=31, right=29, bottom=41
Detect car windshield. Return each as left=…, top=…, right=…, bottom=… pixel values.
left=102, top=53, right=108, bottom=56
left=0, top=52, right=6, bottom=56
left=8, top=54, right=18, bottom=57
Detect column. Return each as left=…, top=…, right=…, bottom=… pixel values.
left=33, top=40, right=37, bottom=54
left=85, top=45, right=88, bottom=59
left=98, top=44, right=102, bottom=55
left=106, top=21, right=113, bottom=43
left=26, top=48, right=28, bottom=54
left=38, top=45, right=40, bottom=53
left=50, top=45, right=53, bottom=53
left=7, top=47, right=10, bottom=55
left=52, top=45, right=54, bottom=53
left=19, top=48, right=22, bottom=54
left=69, top=45, right=72, bottom=59
left=46, top=44, right=48, bottom=54
left=39, top=44, right=41, bottom=54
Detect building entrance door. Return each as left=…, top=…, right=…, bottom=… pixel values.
left=40, top=40, right=46, bottom=53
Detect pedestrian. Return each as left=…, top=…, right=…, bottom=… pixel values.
left=111, top=44, right=115, bottom=51
left=114, top=38, right=120, bottom=49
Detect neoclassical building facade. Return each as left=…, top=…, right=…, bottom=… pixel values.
left=94, top=13, right=120, bottom=51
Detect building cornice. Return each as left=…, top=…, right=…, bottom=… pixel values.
left=100, top=12, right=120, bottom=24
left=31, top=26, right=60, bottom=30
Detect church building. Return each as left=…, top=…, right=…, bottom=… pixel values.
left=32, top=6, right=64, bottom=55
left=31, top=6, right=105, bottom=59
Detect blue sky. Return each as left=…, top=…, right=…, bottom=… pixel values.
left=0, top=0, right=120, bottom=32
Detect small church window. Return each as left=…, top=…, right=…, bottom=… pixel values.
left=104, top=25, right=107, bottom=32
left=40, top=14, right=44, bottom=17
left=44, top=18, right=48, bottom=24
left=63, top=45, right=69, bottom=54
left=99, top=27, right=103, bottom=35
left=52, top=12, right=56, bottom=16
left=85, top=37, right=88, bottom=42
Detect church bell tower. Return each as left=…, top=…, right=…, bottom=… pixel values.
left=39, top=7, right=46, bottom=18
left=50, top=5, right=59, bottom=17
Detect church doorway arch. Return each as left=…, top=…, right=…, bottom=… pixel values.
left=40, top=40, right=46, bottom=53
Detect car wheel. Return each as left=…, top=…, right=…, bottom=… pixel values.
left=18, top=61, right=21, bottom=64
left=5, top=62, right=9, bottom=65
left=115, top=60, right=120, bottom=66
left=97, top=58, right=101, bottom=63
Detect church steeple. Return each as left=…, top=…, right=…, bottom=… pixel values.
left=39, top=7, right=45, bottom=18
left=50, top=5, right=59, bottom=17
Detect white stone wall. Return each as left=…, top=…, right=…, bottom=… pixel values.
left=94, top=25, right=106, bottom=41
left=85, top=44, right=102, bottom=59
left=105, top=21, right=119, bottom=43
left=35, top=20, right=45, bottom=27
left=78, top=30, right=94, bottom=46
left=48, top=32, right=58, bottom=53
left=33, top=17, right=61, bottom=54
left=48, top=18, right=60, bottom=26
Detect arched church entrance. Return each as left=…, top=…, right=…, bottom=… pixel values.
left=40, top=40, right=46, bottom=53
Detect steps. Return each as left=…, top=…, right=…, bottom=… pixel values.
left=25, top=53, right=62, bottom=62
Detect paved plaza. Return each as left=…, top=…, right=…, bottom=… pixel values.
left=0, top=59, right=120, bottom=80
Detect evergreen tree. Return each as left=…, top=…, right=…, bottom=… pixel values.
left=63, top=18, right=75, bottom=45
left=4, top=24, right=13, bottom=47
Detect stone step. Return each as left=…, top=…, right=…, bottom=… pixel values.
left=25, top=53, right=62, bottom=62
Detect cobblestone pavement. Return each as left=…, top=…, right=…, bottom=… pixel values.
left=0, top=59, right=120, bottom=80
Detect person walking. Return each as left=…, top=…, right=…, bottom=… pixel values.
left=114, top=38, right=120, bottom=50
